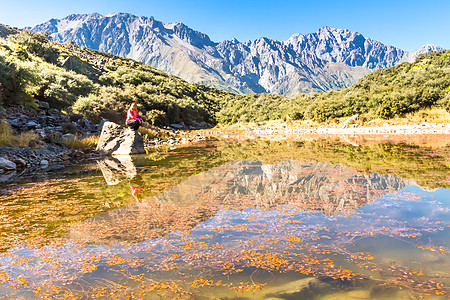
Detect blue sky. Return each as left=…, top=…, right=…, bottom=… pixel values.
left=0, top=0, right=449, bottom=51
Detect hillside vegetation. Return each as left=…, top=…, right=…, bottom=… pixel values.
left=0, top=29, right=229, bottom=127
left=217, top=51, right=450, bottom=123
left=1, top=29, right=449, bottom=127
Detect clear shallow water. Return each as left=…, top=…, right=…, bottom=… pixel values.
left=0, top=137, right=448, bottom=299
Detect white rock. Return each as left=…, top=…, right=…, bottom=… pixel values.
left=40, top=160, right=49, bottom=168
left=96, top=122, right=145, bottom=155
left=62, top=133, right=77, bottom=141
left=0, top=157, right=16, bottom=170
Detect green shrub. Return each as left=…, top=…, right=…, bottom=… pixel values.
left=0, top=56, right=28, bottom=106
left=62, top=122, right=79, bottom=134
left=437, top=93, right=450, bottom=112
left=24, top=64, right=94, bottom=108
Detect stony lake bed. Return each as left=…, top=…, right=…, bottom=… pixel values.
left=0, top=134, right=448, bottom=299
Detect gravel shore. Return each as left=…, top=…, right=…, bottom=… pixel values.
left=200, top=122, right=450, bottom=137
left=256, top=123, right=450, bottom=135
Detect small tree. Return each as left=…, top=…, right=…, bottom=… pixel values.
left=146, top=109, right=166, bottom=126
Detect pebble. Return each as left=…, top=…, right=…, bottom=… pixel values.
left=40, top=160, right=49, bottom=168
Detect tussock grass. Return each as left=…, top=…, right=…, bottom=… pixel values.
left=64, top=135, right=99, bottom=150
left=0, top=121, right=39, bottom=147
left=138, top=125, right=158, bottom=139
left=138, top=124, right=174, bottom=139
left=16, top=131, right=39, bottom=147
left=408, top=107, right=450, bottom=123
left=0, top=121, right=15, bottom=146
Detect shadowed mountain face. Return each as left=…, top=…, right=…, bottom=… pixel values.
left=70, top=158, right=416, bottom=244
left=31, top=13, right=443, bottom=96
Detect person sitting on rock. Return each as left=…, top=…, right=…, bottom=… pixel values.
left=126, top=102, right=143, bottom=131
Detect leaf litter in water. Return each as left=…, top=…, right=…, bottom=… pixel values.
left=0, top=137, right=448, bottom=299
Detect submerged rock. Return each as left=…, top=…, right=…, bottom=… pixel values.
left=96, top=121, right=145, bottom=155
left=262, top=278, right=328, bottom=299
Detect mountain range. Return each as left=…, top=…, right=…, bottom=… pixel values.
left=31, top=13, right=443, bottom=96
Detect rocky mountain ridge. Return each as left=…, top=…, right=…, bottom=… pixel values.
left=31, top=13, right=443, bottom=96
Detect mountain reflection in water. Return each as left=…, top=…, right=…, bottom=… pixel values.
left=71, top=158, right=418, bottom=244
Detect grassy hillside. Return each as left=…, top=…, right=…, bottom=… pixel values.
left=1, top=29, right=449, bottom=127
left=0, top=30, right=231, bottom=126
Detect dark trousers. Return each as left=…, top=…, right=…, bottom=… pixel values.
left=126, top=119, right=141, bottom=131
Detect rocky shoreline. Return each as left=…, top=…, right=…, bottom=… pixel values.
left=0, top=104, right=103, bottom=183
left=0, top=105, right=212, bottom=183
left=0, top=104, right=448, bottom=185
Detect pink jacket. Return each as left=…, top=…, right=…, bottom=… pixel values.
left=126, top=109, right=143, bottom=122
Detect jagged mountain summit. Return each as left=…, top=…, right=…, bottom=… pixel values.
left=31, top=13, right=443, bottom=96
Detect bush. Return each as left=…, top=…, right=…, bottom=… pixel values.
left=23, top=63, right=94, bottom=108
left=146, top=109, right=166, bottom=126
left=62, top=122, right=79, bottom=134
left=437, top=93, right=450, bottom=112
left=72, top=89, right=125, bottom=124
left=72, top=94, right=103, bottom=122
left=0, top=56, right=27, bottom=106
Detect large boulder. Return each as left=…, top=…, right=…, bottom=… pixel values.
left=96, top=122, right=145, bottom=155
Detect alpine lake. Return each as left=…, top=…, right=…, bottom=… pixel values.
left=0, top=134, right=448, bottom=299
